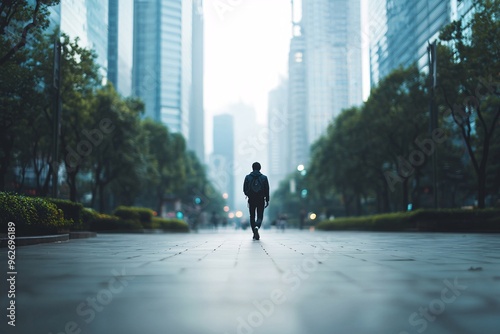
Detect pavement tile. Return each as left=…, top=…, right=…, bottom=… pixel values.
left=2, top=230, right=499, bottom=334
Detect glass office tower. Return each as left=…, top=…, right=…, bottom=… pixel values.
left=369, top=0, right=475, bottom=87
left=108, top=0, right=134, bottom=97
left=50, top=0, right=108, bottom=74
left=133, top=0, right=193, bottom=139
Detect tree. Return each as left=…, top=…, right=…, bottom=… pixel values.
left=0, top=28, right=47, bottom=191
left=139, top=120, right=187, bottom=214
left=0, top=0, right=60, bottom=65
left=56, top=33, right=101, bottom=201
left=439, top=0, right=500, bottom=208
left=364, top=66, right=428, bottom=211
left=89, top=84, right=143, bottom=212
left=307, top=66, right=431, bottom=215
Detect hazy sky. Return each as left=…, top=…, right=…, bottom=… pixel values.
left=204, top=0, right=292, bottom=153
left=203, top=0, right=369, bottom=155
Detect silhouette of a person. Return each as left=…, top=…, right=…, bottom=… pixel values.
left=243, top=162, right=270, bottom=240
left=210, top=211, right=218, bottom=230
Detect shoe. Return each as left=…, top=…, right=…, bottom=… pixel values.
left=254, top=226, right=260, bottom=240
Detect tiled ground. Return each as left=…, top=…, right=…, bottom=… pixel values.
left=3, top=230, right=500, bottom=334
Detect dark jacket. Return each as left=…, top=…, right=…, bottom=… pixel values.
left=243, top=170, right=270, bottom=201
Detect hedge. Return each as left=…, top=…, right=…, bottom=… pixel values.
left=0, top=192, right=68, bottom=235
left=113, top=206, right=154, bottom=228
left=153, top=217, right=189, bottom=232
left=47, top=198, right=84, bottom=229
left=316, top=209, right=500, bottom=232
left=87, top=213, right=143, bottom=232
left=410, top=209, right=500, bottom=232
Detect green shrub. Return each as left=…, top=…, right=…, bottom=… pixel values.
left=81, top=208, right=98, bottom=225
left=0, top=192, right=68, bottom=235
left=316, top=209, right=500, bottom=232
left=88, top=213, right=143, bottom=232
left=152, top=217, right=189, bottom=232
left=47, top=198, right=84, bottom=229
left=410, top=209, right=500, bottom=231
left=113, top=206, right=154, bottom=228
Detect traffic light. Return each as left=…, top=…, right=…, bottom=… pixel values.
left=194, top=197, right=202, bottom=205
left=176, top=211, right=184, bottom=219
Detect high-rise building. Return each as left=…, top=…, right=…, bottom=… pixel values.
left=288, top=32, right=308, bottom=170
left=268, top=79, right=289, bottom=191
left=211, top=114, right=235, bottom=209
left=108, top=0, right=134, bottom=97
left=189, top=0, right=205, bottom=163
left=133, top=0, right=193, bottom=138
left=301, top=0, right=363, bottom=146
left=231, top=102, right=260, bottom=211
left=369, top=0, right=475, bottom=87
left=50, top=0, right=109, bottom=73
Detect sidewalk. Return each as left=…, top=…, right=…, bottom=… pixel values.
left=0, top=231, right=96, bottom=247
left=4, top=230, right=500, bottom=334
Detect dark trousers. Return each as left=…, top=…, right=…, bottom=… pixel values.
left=248, top=197, right=265, bottom=230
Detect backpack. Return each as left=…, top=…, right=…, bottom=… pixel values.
left=249, top=175, right=263, bottom=197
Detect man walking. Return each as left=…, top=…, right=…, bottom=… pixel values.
left=243, top=162, right=270, bottom=240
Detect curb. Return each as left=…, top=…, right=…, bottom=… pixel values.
left=70, top=231, right=97, bottom=239
left=0, top=231, right=97, bottom=248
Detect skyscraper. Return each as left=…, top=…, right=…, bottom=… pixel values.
left=231, top=102, right=261, bottom=211
left=211, top=114, right=235, bottom=209
left=268, top=79, right=289, bottom=191
left=133, top=0, right=193, bottom=139
left=288, top=32, right=308, bottom=170
left=301, top=0, right=363, bottom=146
left=50, top=0, right=109, bottom=73
left=369, top=0, right=475, bottom=87
left=108, top=0, right=134, bottom=96
left=190, top=0, right=205, bottom=163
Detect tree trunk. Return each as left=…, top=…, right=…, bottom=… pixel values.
left=66, top=170, right=78, bottom=202
left=40, top=163, right=52, bottom=197
left=98, top=183, right=105, bottom=213
left=157, top=192, right=163, bottom=217
left=0, top=137, right=14, bottom=191
left=355, top=194, right=362, bottom=216
left=402, top=178, right=409, bottom=211
left=379, top=172, right=391, bottom=213
left=477, top=169, right=486, bottom=208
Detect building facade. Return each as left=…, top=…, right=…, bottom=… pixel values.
left=133, top=0, right=193, bottom=139
left=301, top=0, right=363, bottom=146
left=288, top=32, right=308, bottom=170
left=108, top=0, right=134, bottom=97
left=267, top=79, right=289, bottom=191
left=189, top=0, right=205, bottom=163
left=369, top=0, right=475, bottom=87
left=50, top=0, right=109, bottom=73
left=211, top=114, right=235, bottom=209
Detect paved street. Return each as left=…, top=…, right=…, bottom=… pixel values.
left=3, top=230, right=500, bottom=334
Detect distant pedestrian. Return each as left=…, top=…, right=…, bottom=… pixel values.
left=277, top=214, right=287, bottom=232
left=210, top=211, right=218, bottom=230
left=243, top=162, right=270, bottom=240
